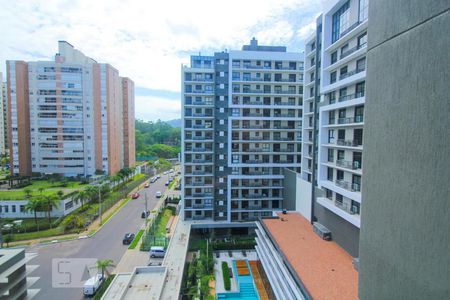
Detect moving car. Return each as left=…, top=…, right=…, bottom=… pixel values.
left=165, top=181, right=169, bottom=186
left=132, top=192, right=140, bottom=199
left=155, top=191, right=162, bottom=198
left=157, top=174, right=161, bottom=179
left=145, top=183, right=150, bottom=188
left=122, top=233, right=135, bottom=245
left=150, top=246, right=166, bottom=258
left=83, top=274, right=104, bottom=296
left=150, top=177, right=157, bottom=183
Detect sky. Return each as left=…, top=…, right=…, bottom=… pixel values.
left=0, top=0, right=325, bottom=121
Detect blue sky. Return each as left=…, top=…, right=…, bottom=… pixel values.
left=0, top=0, right=325, bottom=121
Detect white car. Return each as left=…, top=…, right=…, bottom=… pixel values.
left=156, top=191, right=162, bottom=198
left=83, top=274, right=103, bottom=296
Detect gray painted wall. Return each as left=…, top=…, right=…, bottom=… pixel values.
left=314, top=200, right=360, bottom=257
left=359, top=1, right=450, bottom=299
left=282, top=168, right=297, bottom=211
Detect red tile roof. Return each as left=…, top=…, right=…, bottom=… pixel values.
left=262, top=212, right=358, bottom=300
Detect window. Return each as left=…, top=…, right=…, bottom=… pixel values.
left=356, top=82, right=365, bottom=97
left=357, top=57, right=366, bottom=72
left=337, top=149, right=345, bottom=160
left=336, top=193, right=343, bottom=204
left=12, top=205, right=16, bottom=213
left=326, top=189, right=333, bottom=200
left=331, top=51, right=338, bottom=64
left=330, top=71, right=337, bottom=84
left=329, top=91, right=336, bottom=104
left=358, top=32, right=367, bottom=48
left=336, top=170, right=344, bottom=180
left=329, top=111, right=336, bottom=125
left=327, top=167, right=334, bottom=181
left=328, top=149, right=334, bottom=162
left=332, top=1, right=350, bottom=42
left=359, top=0, right=369, bottom=22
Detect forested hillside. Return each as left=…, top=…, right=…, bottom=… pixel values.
left=135, top=120, right=181, bottom=160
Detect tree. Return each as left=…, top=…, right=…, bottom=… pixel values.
left=42, top=195, right=59, bottom=227
left=24, top=188, right=32, bottom=198
left=38, top=187, right=44, bottom=195
left=100, top=184, right=110, bottom=198
left=74, top=190, right=88, bottom=210
left=57, top=190, right=64, bottom=199
left=3, top=234, right=13, bottom=247
left=25, top=198, right=43, bottom=230
left=85, top=185, right=98, bottom=203
left=96, top=259, right=115, bottom=279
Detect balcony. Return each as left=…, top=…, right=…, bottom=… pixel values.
left=242, top=159, right=267, bottom=164
left=192, top=204, right=213, bottom=209
left=336, top=159, right=362, bottom=170
left=338, top=21, right=361, bottom=41
left=274, top=90, right=297, bottom=95
left=338, top=92, right=365, bottom=102
left=340, top=44, right=365, bottom=60
left=335, top=201, right=359, bottom=215
left=335, top=180, right=361, bottom=192
left=186, top=90, right=214, bottom=94
left=192, top=125, right=212, bottom=129
left=339, top=67, right=366, bottom=80
left=336, top=139, right=363, bottom=147
left=336, top=116, right=364, bottom=125
left=191, top=159, right=213, bottom=163
left=274, top=101, right=297, bottom=106
left=192, top=193, right=213, bottom=197
left=187, top=78, right=214, bottom=82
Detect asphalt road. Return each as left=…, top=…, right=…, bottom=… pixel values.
left=26, top=172, right=174, bottom=300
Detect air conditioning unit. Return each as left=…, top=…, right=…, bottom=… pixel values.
left=313, top=222, right=332, bottom=241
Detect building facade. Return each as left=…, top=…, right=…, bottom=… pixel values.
left=0, top=73, right=7, bottom=155
left=359, top=1, right=450, bottom=298
left=6, top=41, right=135, bottom=177
left=182, top=39, right=304, bottom=222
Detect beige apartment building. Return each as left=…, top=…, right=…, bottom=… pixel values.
left=6, top=41, right=135, bottom=177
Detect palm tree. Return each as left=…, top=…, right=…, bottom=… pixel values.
left=42, top=195, right=59, bottom=228
left=100, top=184, right=110, bottom=198
left=25, top=198, right=43, bottom=230
left=24, top=188, right=32, bottom=198
left=57, top=190, right=64, bottom=199
left=85, top=185, right=98, bottom=203
left=74, top=190, right=88, bottom=210
left=96, top=259, right=115, bottom=279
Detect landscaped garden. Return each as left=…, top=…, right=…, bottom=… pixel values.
left=2, top=169, right=149, bottom=244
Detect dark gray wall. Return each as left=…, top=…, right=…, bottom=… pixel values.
left=359, top=2, right=450, bottom=299
left=282, top=168, right=297, bottom=211
left=314, top=200, right=360, bottom=257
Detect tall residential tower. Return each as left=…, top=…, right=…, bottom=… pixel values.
left=182, top=39, right=304, bottom=222
left=6, top=41, right=135, bottom=177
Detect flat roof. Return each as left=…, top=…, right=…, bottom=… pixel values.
left=102, top=267, right=167, bottom=300
left=262, top=212, right=358, bottom=300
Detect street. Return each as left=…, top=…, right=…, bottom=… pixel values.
left=26, top=172, right=175, bottom=300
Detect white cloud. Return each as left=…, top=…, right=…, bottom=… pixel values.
left=0, top=0, right=323, bottom=120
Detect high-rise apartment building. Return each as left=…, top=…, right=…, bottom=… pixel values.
left=296, top=0, right=369, bottom=257
left=6, top=41, right=135, bottom=177
left=182, top=39, right=304, bottom=222
left=0, top=73, right=7, bottom=155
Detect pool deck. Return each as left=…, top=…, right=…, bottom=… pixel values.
left=214, top=251, right=258, bottom=293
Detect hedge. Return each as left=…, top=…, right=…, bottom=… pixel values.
left=128, top=229, right=144, bottom=249
left=93, top=274, right=116, bottom=300
left=222, top=261, right=231, bottom=291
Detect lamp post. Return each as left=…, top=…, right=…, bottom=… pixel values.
left=98, top=184, right=102, bottom=226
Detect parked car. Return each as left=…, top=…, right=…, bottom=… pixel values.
left=150, top=246, right=166, bottom=258
left=157, top=174, right=161, bottom=179
left=177, top=171, right=181, bottom=174
left=141, top=211, right=150, bottom=218
left=145, top=183, right=150, bottom=188
left=165, top=181, right=169, bottom=186
left=132, top=192, right=140, bottom=199
left=156, top=191, right=162, bottom=198
left=83, top=274, right=104, bottom=296
left=175, top=184, right=181, bottom=190
left=169, top=169, right=174, bottom=173
left=122, top=233, right=135, bottom=245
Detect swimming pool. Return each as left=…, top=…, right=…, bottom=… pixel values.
left=217, top=260, right=260, bottom=300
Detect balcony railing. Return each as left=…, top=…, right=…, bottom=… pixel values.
left=338, top=92, right=365, bottom=102
left=339, top=67, right=366, bottom=80
left=340, top=44, right=365, bottom=60
left=187, top=78, right=214, bottom=82
left=338, top=21, right=361, bottom=40
left=192, top=193, right=213, bottom=197
left=335, top=201, right=359, bottom=215
left=336, top=159, right=362, bottom=170
left=336, top=116, right=364, bottom=124
left=336, top=180, right=361, bottom=192
left=336, top=139, right=363, bottom=147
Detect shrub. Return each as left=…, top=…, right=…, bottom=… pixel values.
left=222, top=261, right=231, bottom=291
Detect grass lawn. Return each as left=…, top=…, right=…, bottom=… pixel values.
left=155, top=209, right=173, bottom=237
left=128, top=229, right=144, bottom=249
left=2, top=218, right=58, bottom=232
left=0, top=179, right=87, bottom=200
left=10, top=226, right=66, bottom=241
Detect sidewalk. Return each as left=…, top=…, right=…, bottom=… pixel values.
left=114, top=230, right=149, bottom=273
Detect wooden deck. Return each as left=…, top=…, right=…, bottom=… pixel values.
left=249, top=261, right=270, bottom=300
left=235, top=260, right=250, bottom=276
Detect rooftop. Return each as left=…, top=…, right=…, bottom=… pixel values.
left=262, top=212, right=358, bottom=300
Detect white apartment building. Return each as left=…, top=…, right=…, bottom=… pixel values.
left=6, top=41, right=135, bottom=177
left=0, top=73, right=7, bottom=155
left=317, top=0, right=368, bottom=229
left=182, top=39, right=304, bottom=222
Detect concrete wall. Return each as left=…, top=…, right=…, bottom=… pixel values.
left=282, top=168, right=297, bottom=211
left=359, top=2, right=450, bottom=299
left=295, top=178, right=312, bottom=222
left=314, top=199, right=360, bottom=257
